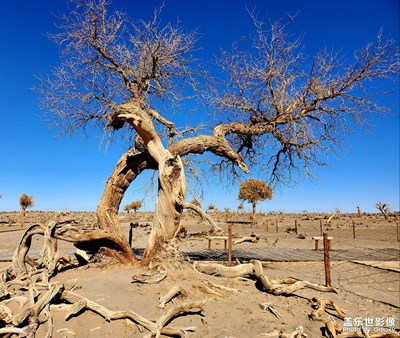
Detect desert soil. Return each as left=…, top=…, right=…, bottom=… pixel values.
left=0, top=211, right=399, bottom=337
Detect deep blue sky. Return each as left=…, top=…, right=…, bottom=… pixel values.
left=0, top=0, right=399, bottom=213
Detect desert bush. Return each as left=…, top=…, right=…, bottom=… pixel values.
left=19, top=194, right=34, bottom=211
left=238, top=179, right=273, bottom=225
left=124, top=201, right=142, bottom=214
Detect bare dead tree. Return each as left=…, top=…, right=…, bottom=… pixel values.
left=376, top=202, right=390, bottom=220
left=36, top=0, right=399, bottom=265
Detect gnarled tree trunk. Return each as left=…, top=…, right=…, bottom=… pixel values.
left=95, top=103, right=251, bottom=266
left=118, top=103, right=187, bottom=265
left=141, top=154, right=186, bottom=265
left=96, top=148, right=156, bottom=264
left=251, top=202, right=256, bottom=226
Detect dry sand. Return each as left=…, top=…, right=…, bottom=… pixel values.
left=0, top=211, right=399, bottom=337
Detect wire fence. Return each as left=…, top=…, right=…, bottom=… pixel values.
left=1, top=211, right=399, bottom=307
left=183, top=213, right=400, bottom=309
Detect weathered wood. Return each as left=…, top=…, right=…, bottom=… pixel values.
left=195, top=260, right=337, bottom=296
left=259, top=302, right=283, bottom=320
left=195, top=284, right=224, bottom=297
left=323, top=233, right=331, bottom=287
left=119, top=105, right=187, bottom=266
left=131, top=265, right=168, bottom=284
left=233, top=236, right=259, bottom=245
left=159, top=286, right=188, bottom=309
left=184, top=203, right=221, bottom=233
left=12, top=282, right=63, bottom=327
left=193, top=261, right=254, bottom=278
left=97, top=147, right=157, bottom=264
left=228, top=223, right=233, bottom=267
left=10, top=222, right=140, bottom=276
left=310, top=298, right=346, bottom=322
left=263, top=325, right=307, bottom=338
left=152, top=301, right=204, bottom=338
left=61, top=289, right=204, bottom=337
left=206, top=236, right=228, bottom=250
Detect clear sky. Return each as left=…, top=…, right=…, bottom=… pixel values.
left=0, top=0, right=399, bottom=213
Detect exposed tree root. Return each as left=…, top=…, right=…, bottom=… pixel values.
left=233, top=235, right=259, bottom=245
left=132, top=265, right=168, bottom=284
left=307, top=298, right=398, bottom=338
left=0, top=220, right=205, bottom=337
left=259, top=302, right=283, bottom=320
left=262, top=325, right=307, bottom=337
left=194, top=260, right=337, bottom=296
left=310, top=297, right=346, bottom=322
left=159, top=286, right=188, bottom=309
left=61, top=289, right=204, bottom=338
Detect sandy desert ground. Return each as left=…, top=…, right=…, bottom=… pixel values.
left=0, top=210, right=399, bottom=337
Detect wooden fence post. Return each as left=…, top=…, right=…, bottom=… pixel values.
left=295, top=219, right=298, bottom=234
left=319, top=219, right=323, bottom=236
left=352, top=219, right=356, bottom=239
left=275, top=216, right=278, bottom=233
left=129, top=222, right=135, bottom=247
left=323, top=232, right=331, bottom=287
left=397, top=221, right=399, bottom=242
left=228, top=223, right=233, bottom=267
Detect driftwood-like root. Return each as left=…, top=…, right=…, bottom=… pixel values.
left=193, top=262, right=254, bottom=278
left=194, top=260, right=337, bottom=296
left=183, top=203, right=222, bottom=233
left=132, top=265, right=168, bottom=284
left=61, top=290, right=204, bottom=338
left=1, top=219, right=203, bottom=337
left=259, top=302, right=283, bottom=320
left=310, top=297, right=346, bottom=322
left=233, top=233, right=260, bottom=245
left=159, top=286, right=188, bottom=309
left=262, top=325, right=307, bottom=337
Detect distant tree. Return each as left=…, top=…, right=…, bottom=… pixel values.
left=20, top=194, right=34, bottom=212
left=207, top=204, right=217, bottom=213
left=19, top=194, right=34, bottom=227
left=356, top=206, right=361, bottom=217
left=237, top=203, right=244, bottom=213
left=238, top=179, right=273, bottom=225
left=131, top=201, right=142, bottom=214
left=123, top=204, right=131, bottom=213
left=124, top=201, right=142, bottom=215
left=376, top=202, right=390, bottom=220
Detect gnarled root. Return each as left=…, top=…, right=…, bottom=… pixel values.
left=159, top=286, right=188, bottom=309
left=132, top=265, right=168, bottom=284
left=194, top=260, right=337, bottom=296
left=61, top=289, right=204, bottom=338
left=262, top=325, right=307, bottom=337
left=310, top=297, right=346, bottom=322
left=6, top=220, right=137, bottom=282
